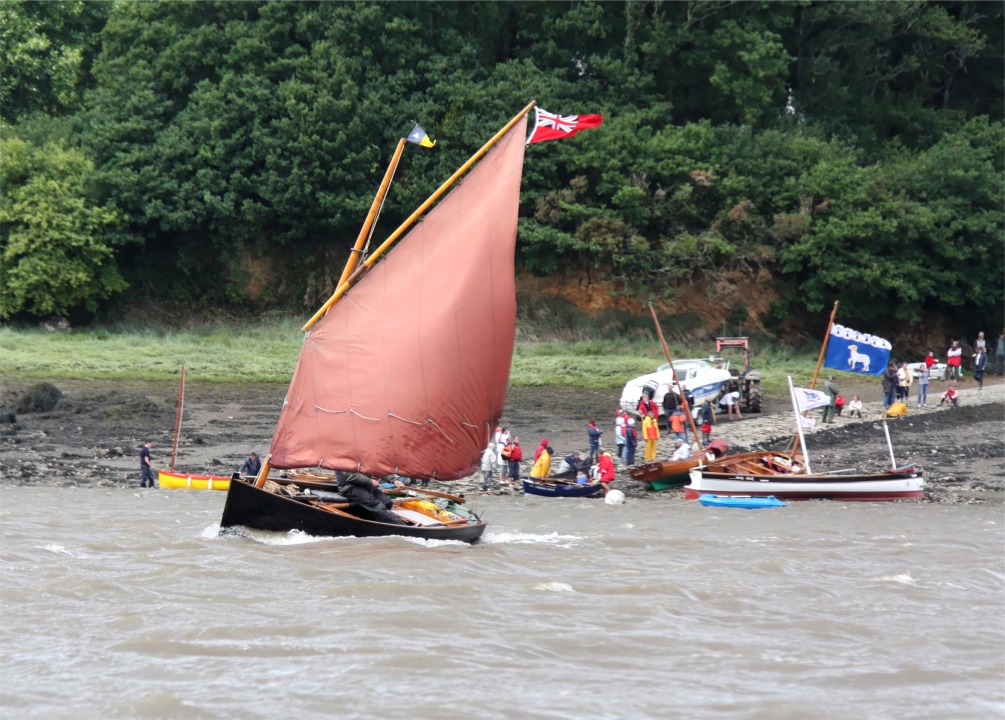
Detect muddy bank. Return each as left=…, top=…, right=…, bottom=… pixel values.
left=1, top=375, right=1001, bottom=503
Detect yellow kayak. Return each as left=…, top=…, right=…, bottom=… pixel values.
left=158, top=469, right=232, bottom=491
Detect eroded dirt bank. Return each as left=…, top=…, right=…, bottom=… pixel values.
left=1, top=376, right=1001, bottom=503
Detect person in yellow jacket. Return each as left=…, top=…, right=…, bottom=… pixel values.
left=530, top=444, right=553, bottom=478
left=642, top=411, right=660, bottom=462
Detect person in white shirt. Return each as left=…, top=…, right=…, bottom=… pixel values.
left=671, top=438, right=691, bottom=461
left=718, top=390, right=742, bottom=420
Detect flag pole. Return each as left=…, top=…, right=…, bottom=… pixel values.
left=809, top=300, right=839, bottom=390
left=648, top=305, right=702, bottom=444
left=788, top=375, right=813, bottom=474
left=302, top=100, right=537, bottom=333
left=791, top=300, right=839, bottom=455
left=882, top=421, right=897, bottom=469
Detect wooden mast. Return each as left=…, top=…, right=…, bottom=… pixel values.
left=809, top=300, right=839, bottom=390
left=300, top=100, right=537, bottom=333
left=170, top=364, right=185, bottom=472
left=337, top=138, right=406, bottom=290
left=647, top=305, right=702, bottom=444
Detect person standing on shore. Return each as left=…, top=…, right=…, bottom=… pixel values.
left=495, top=427, right=510, bottom=474
left=973, top=331, right=987, bottom=355
left=670, top=408, right=686, bottom=443
left=896, top=363, right=912, bottom=402
left=597, top=452, right=616, bottom=495
left=642, top=411, right=660, bottom=462
left=505, top=437, right=523, bottom=486
left=698, top=400, right=715, bottom=445
left=823, top=376, right=838, bottom=423
left=916, top=364, right=930, bottom=407
left=882, top=362, right=898, bottom=408
left=614, top=409, right=626, bottom=459
left=624, top=419, right=638, bottom=466
left=995, top=332, right=1005, bottom=376
left=973, top=347, right=988, bottom=390
left=946, top=341, right=963, bottom=381
left=139, top=440, right=156, bottom=488
left=587, top=419, right=602, bottom=464
left=480, top=442, right=496, bottom=491
left=662, top=388, right=678, bottom=428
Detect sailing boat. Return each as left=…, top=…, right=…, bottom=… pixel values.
left=158, top=364, right=233, bottom=491
left=219, top=104, right=535, bottom=542
left=684, top=303, right=925, bottom=501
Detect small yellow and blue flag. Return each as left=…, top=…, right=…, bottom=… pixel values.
left=406, top=124, right=436, bottom=148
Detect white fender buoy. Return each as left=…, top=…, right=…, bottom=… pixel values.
left=605, top=489, right=626, bottom=505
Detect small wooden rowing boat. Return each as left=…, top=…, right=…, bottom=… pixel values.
left=521, top=477, right=604, bottom=498
left=629, top=439, right=730, bottom=490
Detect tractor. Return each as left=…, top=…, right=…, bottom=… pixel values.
left=715, top=337, right=763, bottom=413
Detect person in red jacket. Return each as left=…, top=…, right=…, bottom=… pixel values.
left=533, top=437, right=549, bottom=462
left=597, top=451, right=616, bottom=495
left=505, top=438, right=523, bottom=485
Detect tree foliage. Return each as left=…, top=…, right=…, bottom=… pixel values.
left=0, top=0, right=1001, bottom=337
left=0, top=137, right=126, bottom=318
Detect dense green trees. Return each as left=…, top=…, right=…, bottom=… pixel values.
left=0, top=137, right=125, bottom=317
left=1, top=0, right=1001, bottom=339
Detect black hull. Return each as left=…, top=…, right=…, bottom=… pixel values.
left=220, top=478, right=487, bottom=544
left=521, top=478, right=604, bottom=498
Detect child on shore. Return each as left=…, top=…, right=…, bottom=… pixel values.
left=939, top=385, right=959, bottom=407
left=847, top=395, right=863, bottom=418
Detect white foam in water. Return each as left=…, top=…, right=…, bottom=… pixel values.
left=533, top=581, right=575, bottom=593
left=40, top=544, right=74, bottom=556
left=482, top=530, right=581, bottom=545
left=218, top=526, right=332, bottom=545
left=876, top=572, right=917, bottom=586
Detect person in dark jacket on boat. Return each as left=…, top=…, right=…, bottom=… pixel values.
left=338, top=472, right=406, bottom=525
left=239, top=452, right=261, bottom=477
left=139, top=440, right=156, bottom=489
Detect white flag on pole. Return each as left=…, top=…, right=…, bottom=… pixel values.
left=793, top=387, right=829, bottom=412
left=801, top=416, right=817, bottom=429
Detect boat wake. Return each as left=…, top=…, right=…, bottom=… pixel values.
left=481, top=530, right=582, bottom=546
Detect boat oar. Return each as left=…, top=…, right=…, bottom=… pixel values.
left=388, top=486, right=467, bottom=504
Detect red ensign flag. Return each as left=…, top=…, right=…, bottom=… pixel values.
left=526, top=108, right=603, bottom=144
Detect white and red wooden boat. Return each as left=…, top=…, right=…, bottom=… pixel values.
left=684, top=374, right=925, bottom=501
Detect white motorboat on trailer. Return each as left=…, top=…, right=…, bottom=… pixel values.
left=619, top=357, right=732, bottom=418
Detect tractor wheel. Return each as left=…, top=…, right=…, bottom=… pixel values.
left=748, top=384, right=763, bottom=413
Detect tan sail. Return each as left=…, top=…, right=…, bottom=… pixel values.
left=269, top=116, right=528, bottom=479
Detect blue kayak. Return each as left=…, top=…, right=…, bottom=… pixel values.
left=698, top=494, right=786, bottom=509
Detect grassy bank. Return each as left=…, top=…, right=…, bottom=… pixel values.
left=0, top=322, right=822, bottom=395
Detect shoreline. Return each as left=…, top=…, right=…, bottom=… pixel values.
left=1, top=375, right=1002, bottom=504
